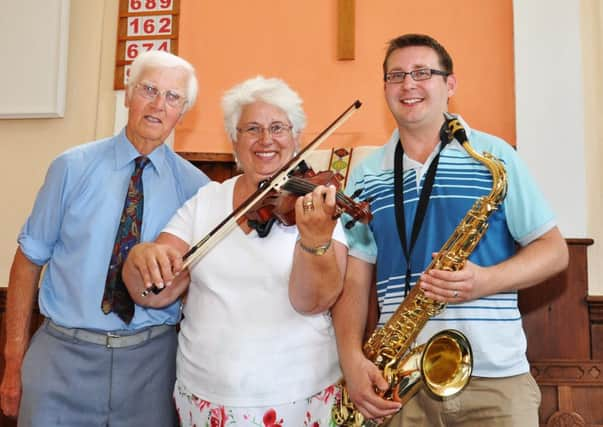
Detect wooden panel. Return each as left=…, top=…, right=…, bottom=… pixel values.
left=536, top=380, right=603, bottom=426
left=0, top=291, right=42, bottom=427
left=337, top=0, right=355, bottom=60
left=539, top=385, right=558, bottom=425
left=588, top=296, right=603, bottom=359
left=519, top=240, right=593, bottom=360
left=114, top=0, right=181, bottom=90
left=0, top=294, right=15, bottom=427
left=178, top=152, right=237, bottom=183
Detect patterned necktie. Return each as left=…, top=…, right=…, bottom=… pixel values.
left=101, top=156, right=150, bottom=324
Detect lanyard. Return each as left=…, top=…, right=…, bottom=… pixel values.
left=393, top=128, right=448, bottom=296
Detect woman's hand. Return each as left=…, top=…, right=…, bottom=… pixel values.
left=122, top=232, right=190, bottom=307
left=294, top=184, right=338, bottom=247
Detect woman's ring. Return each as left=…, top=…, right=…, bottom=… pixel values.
left=303, top=199, right=314, bottom=211
left=453, top=290, right=459, bottom=298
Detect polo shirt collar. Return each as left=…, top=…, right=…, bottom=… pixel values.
left=381, top=114, right=473, bottom=171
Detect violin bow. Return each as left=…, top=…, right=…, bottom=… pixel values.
left=142, top=100, right=362, bottom=296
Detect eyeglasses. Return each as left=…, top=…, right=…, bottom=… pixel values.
left=236, top=122, right=293, bottom=139
left=134, top=82, right=187, bottom=108
left=384, top=68, right=450, bottom=84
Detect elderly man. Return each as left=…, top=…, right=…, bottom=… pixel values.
left=0, top=50, right=208, bottom=426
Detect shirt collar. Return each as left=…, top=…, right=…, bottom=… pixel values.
left=380, top=113, right=473, bottom=171
left=113, top=127, right=169, bottom=176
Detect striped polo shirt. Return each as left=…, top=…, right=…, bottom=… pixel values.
left=343, top=117, right=555, bottom=377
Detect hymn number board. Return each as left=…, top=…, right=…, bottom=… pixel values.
left=114, top=0, right=180, bottom=90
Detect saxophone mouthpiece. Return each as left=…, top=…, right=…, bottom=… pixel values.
left=443, top=112, right=468, bottom=145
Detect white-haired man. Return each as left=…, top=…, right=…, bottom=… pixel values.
left=0, top=50, right=209, bottom=426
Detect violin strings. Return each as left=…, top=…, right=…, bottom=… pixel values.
left=283, top=177, right=356, bottom=209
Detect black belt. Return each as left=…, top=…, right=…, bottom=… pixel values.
left=45, top=319, right=173, bottom=349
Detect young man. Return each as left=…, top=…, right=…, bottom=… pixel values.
left=0, top=51, right=209, bottom=426
left=332, top=34, right=569, bottom=426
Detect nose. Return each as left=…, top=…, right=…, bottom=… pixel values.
left=149, top=93, right=167, bottom=110
left=401, top=74, right=416, bottom=89
left=257, top=128, right=273, bottom=144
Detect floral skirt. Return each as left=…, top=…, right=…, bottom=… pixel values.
left=173, top=378, right=340, bottom=427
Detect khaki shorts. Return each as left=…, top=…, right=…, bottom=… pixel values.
left=385, top=373, right=541, bottom=427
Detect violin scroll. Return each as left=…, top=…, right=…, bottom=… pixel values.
left=245, top=164, right=373, bottom=237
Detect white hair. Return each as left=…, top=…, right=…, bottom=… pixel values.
left=126, top=50, right=198, bottom=111
left=221, top=76, right=306, bottom=142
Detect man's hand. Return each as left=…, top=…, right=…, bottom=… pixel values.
left=342, top=352, right=401, bottom=420
left=125, top=242, right=184, bottom=292
left=122, top=233, right=190, bottom=308
left=0, top=364, right=22, bottom=417
left=419, top=258, right=485, bottom=303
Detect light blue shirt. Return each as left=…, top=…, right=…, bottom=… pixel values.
left=19, top=129, right=209, bottom=331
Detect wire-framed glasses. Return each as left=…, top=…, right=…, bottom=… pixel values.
left=236, top=122, right=293, bottom=139
left=384, top=68, right=450, bottom=84
left=135, top=82, right=187, bottom=108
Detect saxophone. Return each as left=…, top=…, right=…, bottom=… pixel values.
left=332, top=113, right=508, bottom=427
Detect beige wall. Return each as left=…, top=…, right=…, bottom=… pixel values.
left=582, top=0, right=603, bottom=293
left=0, top=0, right=119, bottom=284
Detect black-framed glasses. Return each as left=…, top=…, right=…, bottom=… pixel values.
left=236, top=122, right=293, bottom=139
left=384, top=68, right=450, bottom=84
left=135, top=82, right=187, bottom=108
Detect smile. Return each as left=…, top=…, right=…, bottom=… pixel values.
left=255, top=151, right=277, bottom=158
left=401, top=98, right=423, bottom=105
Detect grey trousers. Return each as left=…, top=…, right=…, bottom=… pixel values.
left=18, top=320, right=178, bottom=427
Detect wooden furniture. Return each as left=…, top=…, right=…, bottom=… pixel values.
left=519, top=239, right=602, bottom=427
left=0, top=154, right=599, bottom=427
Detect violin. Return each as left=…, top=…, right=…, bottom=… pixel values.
left=142, top=100, right=362, bottom=296
left=246, top=161, right=372, bottom=237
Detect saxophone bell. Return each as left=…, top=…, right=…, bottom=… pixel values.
left=389, top=329, right=472, bottom=406
left=420, top=329, right=473, bottom=399
left=332, top=330, right=473, bottom=427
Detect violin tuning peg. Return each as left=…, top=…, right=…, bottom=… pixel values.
left=332, top=207, right=343, bottom=220
left=351, top=189, right=363, bottom=199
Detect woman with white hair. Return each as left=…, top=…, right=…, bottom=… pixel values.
left=124, top=76, right=347, bottom=426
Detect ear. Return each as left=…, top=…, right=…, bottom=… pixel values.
left=446, top=74, right=457, bottom=98
left=124, top=89, right=131, bottom=108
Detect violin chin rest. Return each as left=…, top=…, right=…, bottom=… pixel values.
left=247, top=217, right=277, bottom=238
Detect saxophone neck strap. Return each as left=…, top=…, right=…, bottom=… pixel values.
left=393, top=124, right=449, bottom=296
